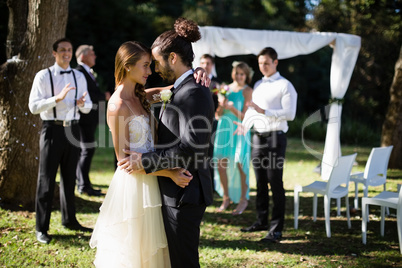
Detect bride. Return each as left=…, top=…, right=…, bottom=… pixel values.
left=89, top=41, right=195, bottom=267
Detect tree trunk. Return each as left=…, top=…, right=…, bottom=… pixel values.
left=381, top=45, right=402, bottom=169
left=0, top=0, right=69, bottom=210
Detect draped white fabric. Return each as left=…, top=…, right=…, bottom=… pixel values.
left=193, top=26, right=361, bottom=179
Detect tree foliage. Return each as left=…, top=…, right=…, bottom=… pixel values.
left=310, top=0, right=402, bottom=129
left=65, top=0, right=311, bottom=90
left=0, top=1, right=399, bottom=126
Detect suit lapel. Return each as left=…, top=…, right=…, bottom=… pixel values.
left=161, top=74, right=192, bottom=118
left=159, top=74, right=193, bottom=140
left=78, top=65, right=98, bottom=88
left=171, top=74, right=193, bottom=96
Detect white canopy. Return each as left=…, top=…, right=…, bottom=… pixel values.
left=193, top=26, right=361, bottom=179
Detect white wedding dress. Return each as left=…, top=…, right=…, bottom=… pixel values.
left=90, top=115, right=170, bottom=268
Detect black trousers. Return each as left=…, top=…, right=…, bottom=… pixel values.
left=76, top=122, right=98, bottom=191
left=35, top=122, right=80, bottom=232
left=251, top=132, right=287, bottom=233
left=162, top=204, right=206, bottom=268
left=208, top=119, right=218, bottom=191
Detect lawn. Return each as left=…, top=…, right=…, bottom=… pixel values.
left=1, top=137, right=401, bottom=267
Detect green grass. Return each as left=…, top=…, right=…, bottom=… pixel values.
left=1, top=138, right=401, bottom=267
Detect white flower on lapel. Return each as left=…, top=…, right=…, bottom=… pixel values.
left=160, top=89, right=172, bottom=112
left=160, top=89, right=172, bottom=103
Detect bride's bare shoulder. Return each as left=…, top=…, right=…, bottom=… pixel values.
left=107, top=94, right=130, bottom=118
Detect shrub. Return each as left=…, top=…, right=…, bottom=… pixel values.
left=288, top=114, right=381, bottom=146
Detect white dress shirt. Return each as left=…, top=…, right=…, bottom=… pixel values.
left=173, top=69, right=194, bottom=88
left=242, top=72, right=297, bottom=133
left=29, top=63, right=92, bottom=121
left=80, top=63, right=92, bottom=76
left=79, top=63, right=97, bottom=82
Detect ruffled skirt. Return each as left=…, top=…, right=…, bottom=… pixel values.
left=90, top=168, right=170, bottom=268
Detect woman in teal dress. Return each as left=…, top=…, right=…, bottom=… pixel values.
left=214, top=61, right=253, bottom=215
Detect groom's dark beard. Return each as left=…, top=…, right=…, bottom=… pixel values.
left=158, top=62, right=176, bottom=83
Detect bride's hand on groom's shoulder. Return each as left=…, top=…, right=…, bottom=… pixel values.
left=193, top=67, right=211, bottom=87
left=169, top=168, right=193, bottom=188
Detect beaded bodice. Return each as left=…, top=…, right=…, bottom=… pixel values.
left=128, top=115, right=154, bottom=154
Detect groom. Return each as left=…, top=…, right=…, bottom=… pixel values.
left=118, top=18, right=214, bottom=267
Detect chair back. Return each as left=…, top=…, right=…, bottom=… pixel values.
left=364, top=146, right=393, bottom=186
left=326, top=153, right=357, bottom=195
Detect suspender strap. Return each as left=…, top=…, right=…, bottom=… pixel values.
left=47, top=68, right=79, bottom=120
left=47, top=68, right=57, bottom=119
left=71, top=70, right=78, bottom=120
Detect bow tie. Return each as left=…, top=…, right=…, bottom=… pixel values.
left=262, top=77, right=273, bottom=83
left=60, top=70, right=72, bottom=74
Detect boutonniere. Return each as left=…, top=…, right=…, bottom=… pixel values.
left=328, top=97, right=344, bottom=105
left=159, top=89, right=173, bottom=112
left=160, top=89, right=172, bottom=103
left=90, top=68, right=98, bottom=78
left=152, top=89, right=173, bottom=103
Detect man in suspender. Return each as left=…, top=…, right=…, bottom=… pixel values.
left=29, top=38, right=93, bottom=244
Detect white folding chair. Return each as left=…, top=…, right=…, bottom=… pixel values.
left=351, top=146, right=393, bottom=209
left=294, top=154, right=357, bottom=238
left=362, top=185, right=402, bottom=254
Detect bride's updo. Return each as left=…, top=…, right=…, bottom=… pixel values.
left=151, top=17, right=201, bottom=68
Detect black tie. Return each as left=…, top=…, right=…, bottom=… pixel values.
left=60, top=70, right=72, bottom=74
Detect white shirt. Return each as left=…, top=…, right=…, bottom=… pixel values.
left=242, top=72, right=297, bottom=133
left=79, top=62, right=92, bottom=75
left=28, top=63, right=92, bottom=121
left=174, top=69, right=194, bottom=88
left=78, top=63, right=97, bottom=82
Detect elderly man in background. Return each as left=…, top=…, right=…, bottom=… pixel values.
left=75, top=45, right=106, bottom=196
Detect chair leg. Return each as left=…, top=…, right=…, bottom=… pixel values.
left=324, top=195, right=331, bottom=238
left=380, top=206, right=385, bottom=237
left=384, top=183, right=390, bottom=216
left=346, top=195, right=351, bottom=229
left=397, top=204, right=402, bottom=254
left=363, top=186, right=368, bottom=200
left=363, top=186, right=370, bottom=223
left=294, top=187, right=301, bottom=230
left=362, top=200, right=368, bottom=244
left=337, top=198, right=341, bottom=216
left=354, top=182, right=359, bottom=209
left=313, top=194, right=317, bottom=222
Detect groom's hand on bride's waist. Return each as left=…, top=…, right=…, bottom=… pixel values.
left=118, top=149, right=143, bottom=174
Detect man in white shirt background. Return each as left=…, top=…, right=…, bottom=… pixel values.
left=237, top=47, right=297, bottom=243
left=28, top=38, right=93, bottom=244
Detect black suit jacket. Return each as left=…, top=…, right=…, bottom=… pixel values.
left=210, top=76, right=221, bottom=112
left=76, top=65, right=105, bottom=125
left=142, top=74, right=215, bottom=207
